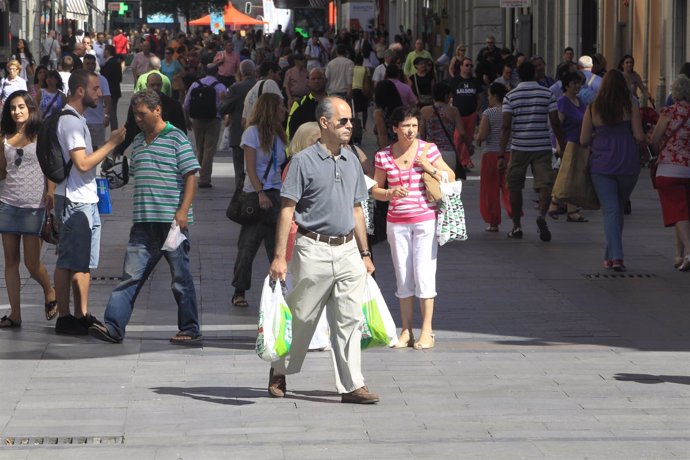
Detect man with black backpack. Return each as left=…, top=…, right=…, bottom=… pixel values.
left=50, top=69, right=126, bottom=335
left=183, top=63, right=227, bottom=188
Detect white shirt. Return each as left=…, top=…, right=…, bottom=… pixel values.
left=56, top=104, right=97, bottom=203
left=241, top=79, right=284, bottom=120
left=372, top=63, right=387, bottom=83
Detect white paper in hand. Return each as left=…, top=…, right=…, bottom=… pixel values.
left=161, top=220, right=187, bottom=251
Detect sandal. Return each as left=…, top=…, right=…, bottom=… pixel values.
left=232, top=294, right=249, bottom=307
left=413, top=331, right=435, bottom=349
left=547, top=199, right=561, bottom=220
left=485, top=225, right=499, bottom=232
left=0, top=315, right=21, bottom=328
left=567, top=212, right=588, bottom=223
left=44, top=300, right=58, bottom=320
left=170, top=331, right=203, bottom=344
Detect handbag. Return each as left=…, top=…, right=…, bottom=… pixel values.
left=432, top=104, right=466, bottom=180
left=40, top=212, right=59, bottom=245
left=420, top=143, right=444, bottom=202
left=226, top=151, right=274, bottom=225
left=552, top=141, right=600, bottom=210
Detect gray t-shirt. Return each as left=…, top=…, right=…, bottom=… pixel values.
left=282, top=142, right=368, bottom=236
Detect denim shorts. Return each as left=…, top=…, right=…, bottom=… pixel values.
left=0, top=201, right=44, bottom=236
left=55, top=195, right=101, bottom=271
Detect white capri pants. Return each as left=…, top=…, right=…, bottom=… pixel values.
left=386, top=219, right=438, bottom=299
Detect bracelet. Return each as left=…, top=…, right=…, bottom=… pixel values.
left=360, top=250, right=372, bottom=258
left=385, top=189, right=390, bottom=199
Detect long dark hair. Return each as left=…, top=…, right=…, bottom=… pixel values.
left=15, top=39, right=34, bottom=64
left=0, top=90, right=42, bottom=140
left=592, top=69, right=633, bottom=125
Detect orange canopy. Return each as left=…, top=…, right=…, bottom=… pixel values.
left=189, top=3, right=267, bottom=27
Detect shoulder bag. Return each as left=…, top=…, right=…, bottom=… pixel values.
left=226, top=150, right=275, bottom=225
left=431, top=104, right=466, bottom=180
left=420, top=142, right=445, bottom=202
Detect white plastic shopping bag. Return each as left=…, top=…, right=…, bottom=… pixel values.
left=360, top=275, right=398, bottom=348
left=161, top=220, right=187, bottom=251
left=436, top=179, right=468, bottom=246
left=256, top=276, right=293, bottom=362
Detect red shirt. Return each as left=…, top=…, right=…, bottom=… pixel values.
left=113, top=34, right=129, bottom=55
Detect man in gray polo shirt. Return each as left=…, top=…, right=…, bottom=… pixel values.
left=268, top=96, right=378, bottom=404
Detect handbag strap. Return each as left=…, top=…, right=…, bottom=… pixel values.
left=432, top=103, right=458, bottom=155
left=42, top=92, right=60, bottom=118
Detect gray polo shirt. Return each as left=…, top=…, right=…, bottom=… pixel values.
left=282, top=142, right=368, bottom=236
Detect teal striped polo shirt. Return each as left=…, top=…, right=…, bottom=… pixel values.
left=130, top=123, right=200, bottom=223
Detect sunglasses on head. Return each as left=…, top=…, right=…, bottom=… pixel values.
left=14, top=148, right=23, bottom=167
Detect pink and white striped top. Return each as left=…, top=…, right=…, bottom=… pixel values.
left=375, top=140, right=441, bottom=224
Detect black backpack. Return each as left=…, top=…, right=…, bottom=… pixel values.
left=189, top=79, right=220, bottom=119
left=36, top=109, right=78, bottom=183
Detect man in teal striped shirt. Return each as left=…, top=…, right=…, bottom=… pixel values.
left=89, top=90, right=202, bottom=344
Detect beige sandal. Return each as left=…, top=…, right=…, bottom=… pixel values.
left=413, top=331, right=435, bottom=350
left=392, top=329, right=414, bottom=348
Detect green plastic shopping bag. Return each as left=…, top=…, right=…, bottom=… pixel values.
left=361, top=275, right=398, bottom=349
left=256, top=276, right=293, bottom=362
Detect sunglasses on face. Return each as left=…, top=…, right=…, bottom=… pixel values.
left=334, top=117, right=355, bottom=127
left=14, top=148, right=23, bottom=167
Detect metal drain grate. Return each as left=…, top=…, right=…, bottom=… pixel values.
left=583, top=273, right=657, bottom=279
left=3, top=436, right=124, bottom=446
left=90, top=276, right=123, bottom=281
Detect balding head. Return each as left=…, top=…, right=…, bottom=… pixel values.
left=149, top=55, right=161, bottom=70
left=146, top=72, right=163, bottom=94
left=578, top=55, right=593, bottom=70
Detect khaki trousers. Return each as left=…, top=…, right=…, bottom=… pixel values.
left=192, top=118, right=221, bottom=185
left=273, top=234, right=367, bottom=393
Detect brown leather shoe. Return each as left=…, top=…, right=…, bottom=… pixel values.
left=341, top=386, right=379, bottom=404
left=268, top=368, right=286, bottom=398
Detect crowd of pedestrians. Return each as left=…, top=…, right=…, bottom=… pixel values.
left=0, top=23, right=689, bottom=406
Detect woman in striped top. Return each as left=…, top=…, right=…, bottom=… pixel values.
left=476, top=82, right=513, bottom=232
left=371, top=106, right=455, bottom=350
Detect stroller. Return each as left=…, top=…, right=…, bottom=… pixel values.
left=640, top=103, right=660, bottom=168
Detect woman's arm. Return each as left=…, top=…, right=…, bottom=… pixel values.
left=244, top=145, right=273, bottom=210
left=370, top=164, right=393, bottom=201
left=579, top=106, right=594, bottom=147
left=648, top=114, right=671, bottom=147
left=475, top=113, right=489, bottom=146
left=630, top=105, right=646, bottom=143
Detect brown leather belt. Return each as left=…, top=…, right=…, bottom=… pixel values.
left=297, top=227, right=354, bottom=246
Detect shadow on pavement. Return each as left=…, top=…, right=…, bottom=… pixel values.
left=613, top=373, right=690, bottom=385
left=150, top=386, right=341, bottom=405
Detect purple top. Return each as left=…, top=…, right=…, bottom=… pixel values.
left=557, top=95, right=586, bottom=143
left=590, top=120, right=640, bottom=175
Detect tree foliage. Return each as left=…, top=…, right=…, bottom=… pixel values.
left=141, top=0, right=229, bottom=23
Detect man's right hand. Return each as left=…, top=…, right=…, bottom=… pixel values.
left=109, top=126, right=127, bottom=146
left=269, top=256, right=288, bottom=281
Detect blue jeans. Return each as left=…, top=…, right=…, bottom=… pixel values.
left=103, top=222, right=199, bottom=340
left=590, top=173, right=638, bottom=261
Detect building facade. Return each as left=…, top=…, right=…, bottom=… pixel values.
left=389, top=0, right=689, bottom=105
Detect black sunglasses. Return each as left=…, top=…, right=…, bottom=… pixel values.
left=334, top=117, right=355, bottom=127
left=14, top=148, right=23, bottom=167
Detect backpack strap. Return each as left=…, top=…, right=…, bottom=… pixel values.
left=258, top=80, right=266, bottom=97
